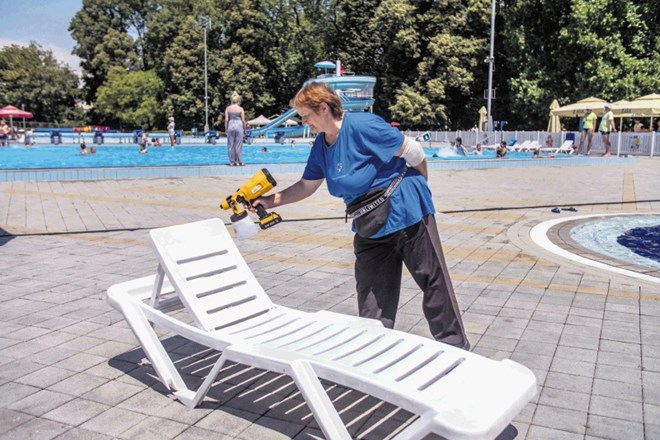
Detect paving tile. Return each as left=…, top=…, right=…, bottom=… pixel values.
left=42, top=398, right=110, bottom=426
left=80, top=406, right=146, bottom=437
left=48, top=372, right=109, bottom=397
left=15, top=365, right=75, bottom=389
left=118, top=416, right=189, bottom=439
left=0, top=407, right=35, bottom=431
left=53, top=352, right=107, bottom=373
left=0, top=381, right=40, bottom=408
left=7, top=389, right=75, bottom=416
left=525, top=425, right=583, bottom=439
left=0, top=416, right=70, bottom=440
left=195, top=406, right=259, bottom=435
left=81, top=379, right=144, bottom=406
left=592, top=377, right=642, bottom=402
left=646, top=402, right=660, bottom=426
left=538, top=387, right=590, bottom=413
left=51, top=427, right=113, bottom=439
left=172, top=426, right=224, bottom=440
left=585, top=414, right=644, bottom=439
left=531, top=405, right=587, bottom=435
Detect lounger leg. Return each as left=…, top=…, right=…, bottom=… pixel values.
left=222, top=346, right=351, bottom=439
left=121, top=300, right=188, bottom=393
left=289, top=361, right=352, bottom=440
left=175, top=351, right=229, bottom=408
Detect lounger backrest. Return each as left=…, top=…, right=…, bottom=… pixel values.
left=149, top=218, right=274, bottom=331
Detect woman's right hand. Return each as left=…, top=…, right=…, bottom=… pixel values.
left=249, top=195, right=274, bottom=212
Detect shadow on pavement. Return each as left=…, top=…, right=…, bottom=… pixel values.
left=109, top=336, right=519, bottom=439
left=0, top=227, right=15, bottom=247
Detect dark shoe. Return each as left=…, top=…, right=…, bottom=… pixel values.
left=551, top=207, right=561, bottom=213
left=562, top=207, right=577, bottom=212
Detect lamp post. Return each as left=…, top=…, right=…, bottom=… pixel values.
left=485, top=0, right=496, bottom=131
left=198, top=16, right=211, bottom=134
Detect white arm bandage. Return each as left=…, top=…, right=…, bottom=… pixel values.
left=401, top=138, right=425, bottom=166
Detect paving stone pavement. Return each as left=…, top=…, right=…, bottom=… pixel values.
left=1, top=158, right=659, bottom=439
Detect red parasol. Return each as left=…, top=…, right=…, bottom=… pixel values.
left=0, top=105, right=33, bottom=119
left=0, top=105, right=33, bottom=130
left=390, top=121, right=400, bottom=127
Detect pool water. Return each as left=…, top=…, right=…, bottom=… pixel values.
left=617, top=225, right=660, bottom=263
left=0, top=144, right=535, bottom=170
left=571, top=216, right=660, bottom=269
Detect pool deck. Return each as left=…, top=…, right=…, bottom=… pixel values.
left=0, top=158, right=659, bottom=439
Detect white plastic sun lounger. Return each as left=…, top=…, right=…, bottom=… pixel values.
left=540, top=140, right=574, bottom=154
left=107, top=218, right=537, bottom=440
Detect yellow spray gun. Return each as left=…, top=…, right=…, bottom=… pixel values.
left=220, top=168, right=282, bottom=238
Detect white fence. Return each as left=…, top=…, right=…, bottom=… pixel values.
left=404, top=130, right=658, bottom=157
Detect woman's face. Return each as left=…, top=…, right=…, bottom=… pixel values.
left=296, top=104, right=327, bottom=133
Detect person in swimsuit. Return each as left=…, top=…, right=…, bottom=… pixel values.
left=167, top=117, right=176, bottom=146
left=577, top=107, right=597, bottom=155
left=225, top=92, right=246, bottom=166
left=599, top=104, right=616, bottom=157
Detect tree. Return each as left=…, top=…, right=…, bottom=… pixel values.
left=95, top=67, right=164, bottom=129
left=499, top=0, right=660, bottom=129
left=0, top=43, right=83, bottom=124
left=69, top=0, right=154, bottom=103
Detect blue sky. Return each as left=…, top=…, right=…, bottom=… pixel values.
left=0, top=0, right=82, bottom=73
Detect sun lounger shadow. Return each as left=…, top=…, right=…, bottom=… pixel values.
left=108, top=335, right=471, bottom=439
left=107, top=218, right=536, bottom=439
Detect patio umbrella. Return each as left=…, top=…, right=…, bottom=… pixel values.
left=247, top=115, right=271, bottom=126
left=284, top=118, right=299, bottom=126
left=613, top=93, right=660, bottom=117
left=547, top=99, right=561, bottom=132
left=551, top=96, right=608, bottom=117
left=478, top=106, right=487, bottom=131
left=0, top=105, right=33, bottom=129
left=613, top=93, right=660, bottom=157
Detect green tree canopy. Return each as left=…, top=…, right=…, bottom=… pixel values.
left=0, top=42, right=82, bottom=124
left=95, top=67, right=164, bottom=129
left=10, top=0, right=656, bottom=130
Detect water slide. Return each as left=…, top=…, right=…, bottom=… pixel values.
left=246, top=108, right=308, bottom=141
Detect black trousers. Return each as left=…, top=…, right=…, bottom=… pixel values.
left=353, top=215, right=469, bottom=348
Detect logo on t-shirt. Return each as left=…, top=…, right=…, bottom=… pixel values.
left=337, top=162, right=343, bottom=173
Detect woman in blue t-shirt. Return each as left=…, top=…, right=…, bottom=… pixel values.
left=252, top=82, right=469, bottom=349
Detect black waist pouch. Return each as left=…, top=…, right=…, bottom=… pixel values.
left=345, top=168, right=408, bottom=238
left=345, top=188, right=390, bottom=238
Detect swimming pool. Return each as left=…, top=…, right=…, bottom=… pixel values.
left=0, top=144, right=535, bottom=170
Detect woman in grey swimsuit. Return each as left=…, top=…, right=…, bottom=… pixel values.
left=225, top=92, right=246, bottom=166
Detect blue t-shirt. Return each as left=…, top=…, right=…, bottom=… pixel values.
left=302, top=112, right=435, bottom=237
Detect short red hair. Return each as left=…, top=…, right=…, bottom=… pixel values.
left=291, top=82, right=343, bottom=120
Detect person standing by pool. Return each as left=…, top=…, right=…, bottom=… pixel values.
left=577, top=107, right=597, bottom=155
left=0, top=119, right=10, bottom=146
left=251, top=81, right=470, bottom=350
left=167, top=117, right=176, bottom=146
left=225, top=91, right=246, bottom=166
left=599, top=104, right=616, bottom=157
